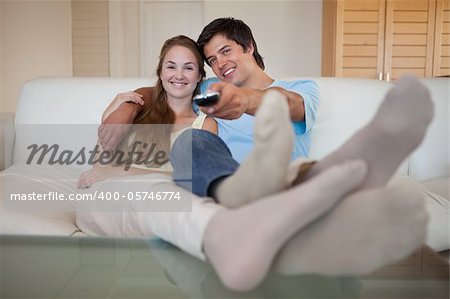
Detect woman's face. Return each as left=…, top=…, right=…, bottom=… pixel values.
left=161, top=45, right=201, bottom=100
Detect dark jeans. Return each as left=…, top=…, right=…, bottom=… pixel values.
left=170, top=129, right=239, bottom=197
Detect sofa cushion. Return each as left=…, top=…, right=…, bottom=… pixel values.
left=308, top=78, right=393, bottom=157
left=302, top=78, right=409, bottom=173
left=0, top=164, right=82, bottom=235
left=0, top=114, right=15, bottom=171
left=13, top=77, right=155, bottom=170
left=409, top=78, right=449, bottom=182
left=423, top=189, right=449, bottom=252
left=423, top=177, right=449, bottom=199
left=1, top=210, right=79, bottom=236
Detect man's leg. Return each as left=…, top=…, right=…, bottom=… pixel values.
left=268, top=75, right=433, bottom=276
left=295, top=75, right=433, bottom=189
left=202, top=159, right=368, bottom=291
left=203, top=175, right=427, bottom=291
left=200, top=76, right=432, bottom=290
left=212, top=90, right=294, bottom=207
left=272, top=177, right=428, bottom=276
left=171, top=90, right=294, bottom=208
left=170, top=128, right=239, bottom=198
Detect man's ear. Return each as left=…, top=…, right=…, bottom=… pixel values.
left=246, top=43, right=255, bottom=55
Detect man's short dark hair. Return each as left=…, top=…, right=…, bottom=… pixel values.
left=197, top=17, right=265, bottom=70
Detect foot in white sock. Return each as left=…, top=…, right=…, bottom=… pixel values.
left=203, top=159, right=367, bottom=291
left=300, top=75, right=434, bottom=188
left=273, top=177, right=428, bottom=275
left=216, top=90, right=294, bottom=208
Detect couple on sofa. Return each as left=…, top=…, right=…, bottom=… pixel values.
left=76, top=17, right=434, bottom=291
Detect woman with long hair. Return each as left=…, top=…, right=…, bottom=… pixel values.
left=77, top=35, right=216, bottom=189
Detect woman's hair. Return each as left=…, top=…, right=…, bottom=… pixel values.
left=197, top=17, right=265, bottom=70
left=117, top=35, right=205, bottom=169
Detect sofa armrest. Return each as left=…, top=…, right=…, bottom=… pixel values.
left=0, top=113, right=15, bottom=171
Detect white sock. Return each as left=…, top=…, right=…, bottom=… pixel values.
left=215, top=90, right=294, bottom=208
left=303, top=75, right=434, bottom=188
left=273, top=177, right=428, bottom=275
left=203, top=159, right=367, bottom=291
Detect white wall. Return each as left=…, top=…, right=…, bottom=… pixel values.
left=72, top=0, right=109, bottom=76
left=109, top=1, right=141, bottom=77
left=140, top=1, right=204, bottom=78
left=110, top=0, right=323, bottom=79
left=0, top=0, right=73, bottom=113
left=203, top=0, right=322, bottom=79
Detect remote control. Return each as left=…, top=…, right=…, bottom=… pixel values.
left=193, top=91, right=220, bottom=106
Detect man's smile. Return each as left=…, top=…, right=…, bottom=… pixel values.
left=222, top=67, right=236, bottom=77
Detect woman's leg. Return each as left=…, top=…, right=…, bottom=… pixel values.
left=75, top=174, right=223, bottom=260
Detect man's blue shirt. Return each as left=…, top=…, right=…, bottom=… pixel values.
left=197, top=78, right=320, bottom=163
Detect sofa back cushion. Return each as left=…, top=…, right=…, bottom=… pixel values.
left=13, top=77, right=154, bottom=170
left=13, top=76, right=446, bottom=179
left=303, top=77, right=414, bottom=174
left=409, top=78, right=449, bottom=181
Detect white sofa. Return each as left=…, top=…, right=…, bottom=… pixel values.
left=1, top=77, right=448, bottom=251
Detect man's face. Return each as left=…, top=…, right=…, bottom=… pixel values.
left=203, top=34, right=256, bottom=87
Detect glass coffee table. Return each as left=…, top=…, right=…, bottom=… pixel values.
left=1, top=235, right=448, bottom=298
